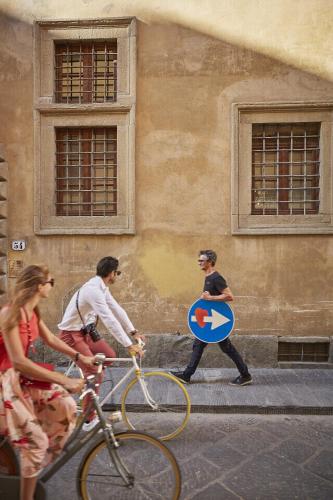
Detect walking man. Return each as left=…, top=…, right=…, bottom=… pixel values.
left=171, top=250, right=252, bottom=386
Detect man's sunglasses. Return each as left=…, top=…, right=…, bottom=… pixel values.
left=44, top=278, right=55, bottom=287
left=198, top=259, right=208, bottom=263
left=115, top=270, right=121, bottom=276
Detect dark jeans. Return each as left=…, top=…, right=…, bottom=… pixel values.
left=183, top=338, right=250, bottom=378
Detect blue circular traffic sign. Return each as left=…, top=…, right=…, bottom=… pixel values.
left=187, top=299, right=235, bottom=343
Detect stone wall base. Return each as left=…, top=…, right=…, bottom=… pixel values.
left=37, top=334, right=333, bottom=369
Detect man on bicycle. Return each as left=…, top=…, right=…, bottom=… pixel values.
left=58, top=256, right=144, bottom=430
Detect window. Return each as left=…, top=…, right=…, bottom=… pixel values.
left=56, top=127, right=117, bottom=216
left=34, top=18, right=136, bottom=235
left=232, top=103, right=333, bottom=234
left=55, top=41, right=117, bottom=103
left=252, top=123, right=320, bottom=216
left=278, top=341, right=329, bottom=362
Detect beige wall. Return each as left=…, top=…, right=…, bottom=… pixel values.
left=0, top=5, right=333, bottom=338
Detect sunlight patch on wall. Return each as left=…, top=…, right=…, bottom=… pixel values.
left=138, top=242, right=200, bottom=299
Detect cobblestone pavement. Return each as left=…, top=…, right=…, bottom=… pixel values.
left=45, top=413, right=333, bottom=499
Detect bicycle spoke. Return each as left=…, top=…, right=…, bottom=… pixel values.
left=122, top=372, right=190, bottom=440
left=80, top=475, right=131, bottom=488
left=78, top=432, right=181, bottom=499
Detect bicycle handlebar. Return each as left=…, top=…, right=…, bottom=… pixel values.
left=93, top=335, right=145, bottom=364
left=94, top=353, right=107, bottom=366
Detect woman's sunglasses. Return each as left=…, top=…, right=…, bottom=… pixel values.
left=44, top=278, right=55, bottom=287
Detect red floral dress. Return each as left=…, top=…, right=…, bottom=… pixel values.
left=0, top=311, right=77, bottom=477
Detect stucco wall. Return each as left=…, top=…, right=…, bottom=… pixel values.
left=0, top=7, right=332, bottom=339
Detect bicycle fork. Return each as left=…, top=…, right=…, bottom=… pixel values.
left=137, top=373, right=159, bottom=410
left=104, top=434, right=134, bottom=488
left=87, top=387, right=135, bottom=489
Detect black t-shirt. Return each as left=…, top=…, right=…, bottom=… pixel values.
left=203, top=271, right=228, bottom=296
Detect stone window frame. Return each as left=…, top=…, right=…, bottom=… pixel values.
left=33, top=18, right=136, bottom=234
left=232, top=102, right=333, bottom=235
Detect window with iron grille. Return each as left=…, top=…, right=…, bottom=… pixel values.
left=278, top=341, right=329, bottom=362
left=252, top=123, right=320, bottom=215
left=55, top=41, right=117, bottom=103
left=56, top=127, right=117, bottom=216
left=35, top=18, right=136, bottom=234
left=232, top=103, right=333, bottom=235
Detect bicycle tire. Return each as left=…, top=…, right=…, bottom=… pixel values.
left=0, top=437, right=19, bottom=475
left=121, top=371, right=191, bottom=441
left=77, top=430, right=181, bottom=500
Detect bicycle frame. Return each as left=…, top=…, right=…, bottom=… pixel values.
left=0, top=378, right=134, bottom=498
left=1, top=353, right=184, bottom=500
left=66, top=355, right=159, bottom=410
left=41, top=384, right=132, bottom=486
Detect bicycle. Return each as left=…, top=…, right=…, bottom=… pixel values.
left=0, top=355, right=181, bottom=500
left=65, top=341, right=191, bottom=441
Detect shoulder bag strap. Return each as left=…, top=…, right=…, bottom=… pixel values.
left=75, top=289, right=86, bottom=328
left=76, top=288, right=99, bottom=327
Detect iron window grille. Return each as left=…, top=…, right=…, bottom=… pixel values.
left=54, top=41, right=117, bottom=103
left=278, top=341, right=329, bottom=362
left=55, top=127, right=117, bottom=216
left=251, top=123, right=320, bottom=215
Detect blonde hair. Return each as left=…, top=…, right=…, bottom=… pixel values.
left=1, top=265, right=49, bottom=332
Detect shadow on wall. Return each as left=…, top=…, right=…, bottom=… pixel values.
left=1, top=0, right=333, bottom=82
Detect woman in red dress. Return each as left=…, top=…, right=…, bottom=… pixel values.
left=0, top=265, right=95, bottom=500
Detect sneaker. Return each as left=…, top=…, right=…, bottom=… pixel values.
left=169, top=371, right=191, bottom=384
left=229, top=375, right=253, bottom=386
left=107, top=411, right=123, bottom=424
left=82, top=415, right=99, bottom=432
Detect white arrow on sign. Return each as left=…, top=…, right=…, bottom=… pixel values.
left=191, top=309, right=231, bottom=330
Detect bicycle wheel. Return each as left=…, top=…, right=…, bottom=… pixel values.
left=121, top=371, right=191, bottom=441
left=77, top=431, right=181, bottom=500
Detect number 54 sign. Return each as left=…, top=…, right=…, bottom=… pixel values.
left=11, top=240, right=26, bottom=251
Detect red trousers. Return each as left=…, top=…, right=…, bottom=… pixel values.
left=59, top=330, right=116, bottom=419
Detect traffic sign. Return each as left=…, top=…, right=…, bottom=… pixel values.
left=187, top=299, right=235, bottom=343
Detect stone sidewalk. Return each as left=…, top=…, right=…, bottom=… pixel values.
left=99, top=367, right=333, bottom=414
left=46, top=414, right=333, bottom=500
left=169, top=414, right=333, bottom=500
left=49, top=365, right=333, bottom=499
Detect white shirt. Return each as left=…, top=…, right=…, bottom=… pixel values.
left=58, top=276, right=134, bottom=347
